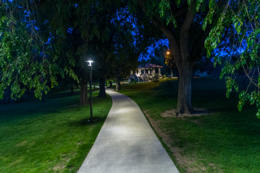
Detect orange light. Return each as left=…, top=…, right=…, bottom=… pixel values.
left=166, top=51, right=170, bottom=55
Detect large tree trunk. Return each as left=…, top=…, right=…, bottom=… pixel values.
left=71, top=85, right=74, bottom=95
left=175, top=63, right=194, bottom=116
left=98, top=78, right=106, bottom=98
left=79, top=83, right=88, bottom=105
left=41, top=91, right=45, bottom=102
left=115, top=76, right=121, bottom=91
left=118, top=81, right=121, bottom=90
left=138, top=0, right=213, bottom=116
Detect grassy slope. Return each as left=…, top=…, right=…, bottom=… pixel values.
left=119, top=78, right=260, bottom=173
left=0, top=89, right=112, bottom=173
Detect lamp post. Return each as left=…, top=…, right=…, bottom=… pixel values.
left=166, top=51, right=173, bottom=78
left=86, top=60, right=94, bottom=119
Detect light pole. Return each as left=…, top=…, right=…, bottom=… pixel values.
left=166, top=51, right=173, bottom=78
left=86, top=60, right=94, bottom=119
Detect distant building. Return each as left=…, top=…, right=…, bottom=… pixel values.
left=129, top=63, right=163, bottom=82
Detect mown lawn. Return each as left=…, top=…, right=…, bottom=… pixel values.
left=0, top=89, right=112, bottom=173
left=119, top=78, right=260, bottom=173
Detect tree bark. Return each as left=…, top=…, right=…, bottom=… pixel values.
left=138, top=0, right=212, bottom=115
left=98, top=78, right=107, bottom=98
left=71, top=85, right=74, bottom=95
left=79, top=83, right=88, bottom=105
left=118, top=81, right=121, bottom=90
left=41, top=91, right=45, bottom=102
left=115, top=76, right=121, bottom=91
left=175, top=63, right=194, bottom=116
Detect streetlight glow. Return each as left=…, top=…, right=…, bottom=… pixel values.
left=166, top=51, right=170, bottom=55
left=86, top=60, right=94, bottom=66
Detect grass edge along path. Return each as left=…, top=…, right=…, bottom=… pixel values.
left=118, top=78, right=260, bottom=173
left=0, top=90, right=112, bottom=173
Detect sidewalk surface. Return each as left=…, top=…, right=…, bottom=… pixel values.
left=78, top=89, right=179, bottom=173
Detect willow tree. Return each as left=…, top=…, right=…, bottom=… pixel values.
left=205, top=0, right=260, bottom=117
left=35, top=0, right=97, bottom=103
left=133, top=0, right=229, bottom=115
left=0, top=0, right=77, bottom=100
left=0, top=0, right=147, bottom=100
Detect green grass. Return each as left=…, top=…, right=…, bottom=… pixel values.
left=118, top=77, right=260, bottom=173
left=0, top=90, right=112, bottom=173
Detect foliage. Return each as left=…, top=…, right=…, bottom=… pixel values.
left=163, top=74, right=166, bottom=78
left=130, top=78, right=137, bottom=85
left=145, top=43, right=168, bottom=66
left=0, top=0, right=77, bottom=100
left=0, top=0, right=148, bottom=99
left=111, top=11, right=141, bottom=80
left=132, top=0, right=231, bottom=114
left=152, top=74, right=160, bottom=86
left=204, top=0, right=260, bottom=117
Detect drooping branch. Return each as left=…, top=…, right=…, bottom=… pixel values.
left=190, top=0, right=230, bottom=63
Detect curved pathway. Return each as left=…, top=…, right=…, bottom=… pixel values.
left=78, top=89, right=179, bottom=173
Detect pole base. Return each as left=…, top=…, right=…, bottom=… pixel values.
left=87, top=117, right=96, bottom=122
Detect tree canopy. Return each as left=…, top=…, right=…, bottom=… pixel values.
left=204, top=0, right=260, bottom=117
left=0, top=0, right=259, bottom=117
left=0, top=0, right=152, bottom=100
left=132, top=0, right=229, bottom=115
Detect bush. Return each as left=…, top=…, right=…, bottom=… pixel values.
left=163, top=74, right=166, bottom=78
left=152, top=74, right=160, bottom=86
left=130, top=78, right=137, bottom=85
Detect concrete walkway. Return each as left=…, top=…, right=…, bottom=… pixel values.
left=78, top=89, right=179, bottom=173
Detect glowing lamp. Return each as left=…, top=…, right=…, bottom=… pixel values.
left=86, top=60, right=94, bottom=66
